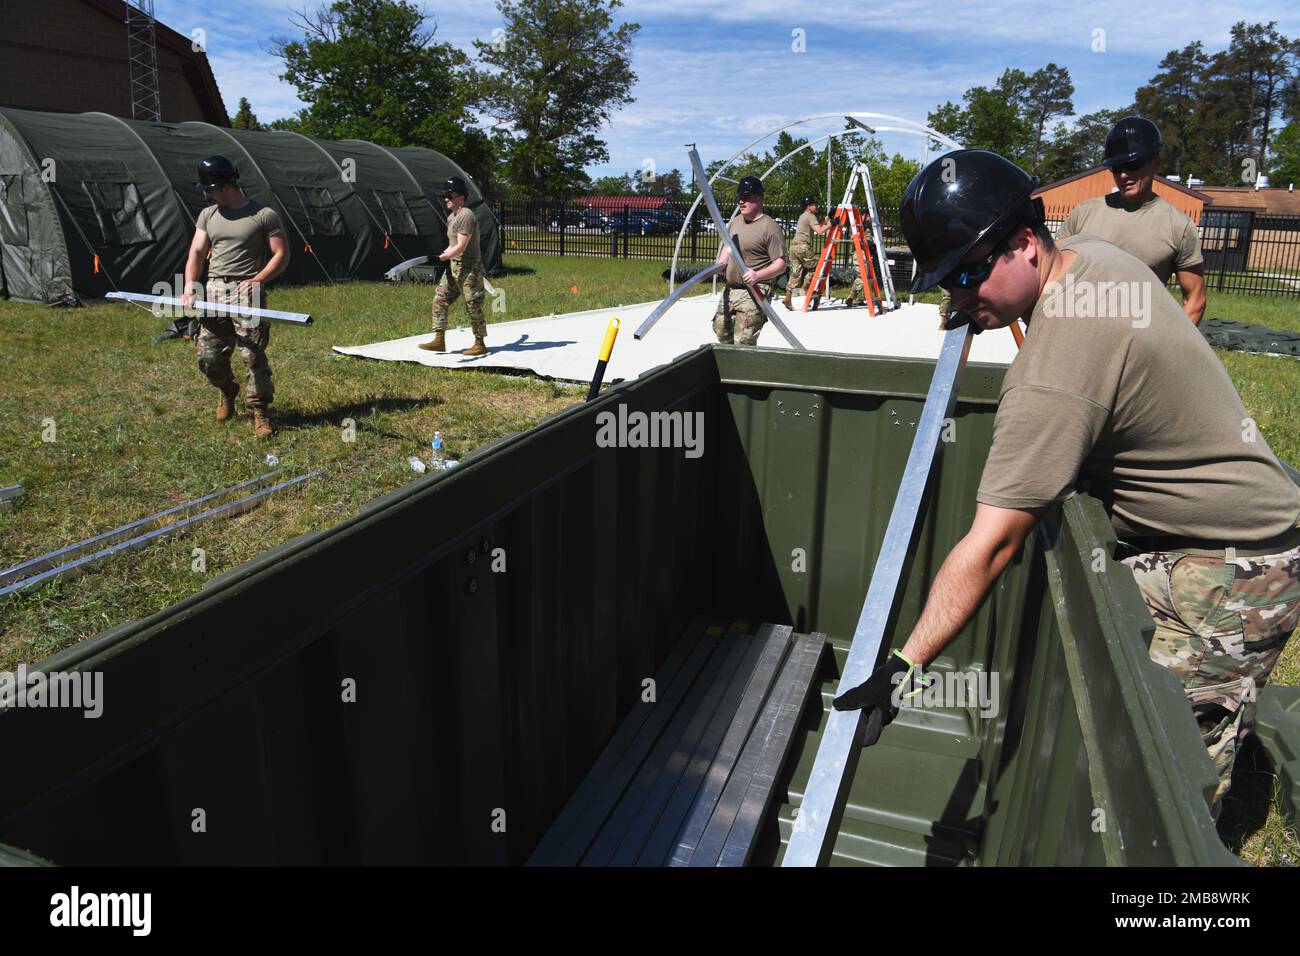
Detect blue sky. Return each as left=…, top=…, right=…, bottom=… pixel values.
left=155, top=0, right=1300, bottom=177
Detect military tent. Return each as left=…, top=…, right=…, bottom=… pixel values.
left=0, top=106, right=501, bottom=304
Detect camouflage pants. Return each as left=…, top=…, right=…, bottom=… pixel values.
left=1121, top=542, right=1300, bottom=817
left=788, top=243, right=816, bottom=295
left=713, top=283, right=772, bottom=346
left=938, top=290, right=951, bottom=328
left=431, top=260, right=486, bottom=338
left=195, top=279, right=273, bottom=408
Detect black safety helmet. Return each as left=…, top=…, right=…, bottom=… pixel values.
left=801, top=195, right=818, bottom=208
left=442, top=175, right=468, bottom=198
left=194, top=155, right=238, bottom=191
left=1102, top=116, right=1162, bottom=169
left=899, top=149, right=1044, bottom=293
left=736, top=175, right=764, bottom=198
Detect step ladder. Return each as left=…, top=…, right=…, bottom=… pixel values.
left=802, top=163, right=897, bottom=314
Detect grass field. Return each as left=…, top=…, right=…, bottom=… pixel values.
left=0, top=254, right=1296, bottom=864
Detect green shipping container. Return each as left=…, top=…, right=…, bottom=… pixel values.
left=0, top=346, right=1243, bottom=866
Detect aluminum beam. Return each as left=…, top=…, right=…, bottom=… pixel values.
left=781, top=324, right=973, bottom=866
left=633, top=263, right=723, bottom=340
left=105, top=292, right=313, bottom=325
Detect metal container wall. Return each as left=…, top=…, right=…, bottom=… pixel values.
left=0, top=346, right=1236, bottom=865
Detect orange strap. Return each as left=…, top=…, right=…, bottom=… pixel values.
left=304, top=242, right=313, bottom=254
left=93, top=255, right=100, bottom=274
left=383, top=235, right=391, bottom=249
left=1010, top=321, right=1025, bottom=347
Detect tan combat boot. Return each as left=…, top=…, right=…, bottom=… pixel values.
left=461, top=337, right=488, bottom=357
left=782, top=289, right=793, bottom=310
left=216, top=383, right=239, bottom=422
left=252, top=407, right=273, bottom=438
left=418, top=330, right=446, bottom=352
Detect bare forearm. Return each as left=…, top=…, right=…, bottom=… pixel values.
left=254, top=250, right=287, bottom=284
left=184, top=253, right=203, bottom=292
left=1184, top=290, right=1205, bottom=326
left=900, top=534, right=1016, bottom=665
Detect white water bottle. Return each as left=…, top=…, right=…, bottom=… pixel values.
left=431, top=431, right=446, bottom=471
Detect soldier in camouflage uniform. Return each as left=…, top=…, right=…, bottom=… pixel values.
left=832, top=150, right=1300, bottom=820
left=783, top=195, right=830, bottom=310
left=183, top=156, right=289, bottom=438
left=420, top=176, right=488, bottom=356
left=1122, top=546, right=1300, bottom=815
left=713, top=176, right=787, bottom=346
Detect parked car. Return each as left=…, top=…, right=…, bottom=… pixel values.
left=543, top=207, right=610, bottom=231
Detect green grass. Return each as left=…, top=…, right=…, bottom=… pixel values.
left=0, top=255, right=672, bottom=668
left=0, top=257, right=1297, bottom=865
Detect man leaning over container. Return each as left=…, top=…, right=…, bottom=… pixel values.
left=833, top=149, right=1300, bottom=823
left=712, top=176, right=787, bottom=346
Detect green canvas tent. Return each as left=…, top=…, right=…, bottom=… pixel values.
left=0, top=106, right=501, bottom=304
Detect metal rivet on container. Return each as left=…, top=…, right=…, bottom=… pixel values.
left=466, top=576, right=479, bottom=595
left=465, top=547, right=478, bottom=566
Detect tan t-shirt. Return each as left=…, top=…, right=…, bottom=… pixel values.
left=447, top=206, right=480, bottom=266
left=722, top=211, right=785, bottom=286
left=793, top=210, right=819, bottom=246
left=1059, top=194, right=1202, bottom=285
left=977, top=235, right=1300, bottom=543
left=196, top=199, right=285, bottom=279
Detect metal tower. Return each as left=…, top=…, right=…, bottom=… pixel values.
left=126, top=0, right=162, bottom=121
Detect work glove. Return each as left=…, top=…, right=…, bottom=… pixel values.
left=831, top=649, right=918, bottom=747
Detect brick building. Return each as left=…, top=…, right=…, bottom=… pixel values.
left=0, top=0, right=227, bottom=125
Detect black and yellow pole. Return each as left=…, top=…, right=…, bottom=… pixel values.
left=587, top=317, right=620, bottom=401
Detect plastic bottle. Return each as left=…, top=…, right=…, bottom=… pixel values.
left=431, top=432, right=446, bottom=471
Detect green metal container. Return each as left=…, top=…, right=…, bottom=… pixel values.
left=0, top=346, right=1239, bottom=865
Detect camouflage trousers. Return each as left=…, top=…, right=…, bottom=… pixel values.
left=713, top=283, right=772, bottom=346
left=432, top=259, right=486, bottom=338
left=938, top=290, right=951, bottom=328
left=788, top=243, right=816, bottom=295
left=195, top=278, right=273, bottom=408
left=1121, top=541, right=1300, bottom=817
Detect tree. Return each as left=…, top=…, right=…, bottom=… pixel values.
left=587, top=173, right=636, bottom=194
left=928, top=68, right=1037, bottom=168
left=473, top=0, right=639, bottom=196
left=269, top=0, right=492, bottom=177
left=230, top=97, right=264, bottom=130
left=1135, top=42, right=1210, bottom=178
left=1022, top=64, right=1075, bottom=173
left=1271, top=121, right=1300, bottom=187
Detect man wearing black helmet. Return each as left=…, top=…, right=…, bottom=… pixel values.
left=1060, top=116, right=1206, bottom=325
left=183, top=155, right=289, bottom=438
left=833, top=149, right=1300, bottom=820
left=420, top=175, right=488, bottom=356
left=712, top=175, right=786, bottom=346
left=784, top=195, right=830, bottom=310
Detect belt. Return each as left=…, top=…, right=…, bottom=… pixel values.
left=1120, top=520, right=1300, bottom=558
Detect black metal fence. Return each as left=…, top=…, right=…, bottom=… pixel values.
left=487, top=193, right=1300, bottom=298
left=485, top=193, right=907, bottom=274
left=1043, top=207, right=1300, bottom=299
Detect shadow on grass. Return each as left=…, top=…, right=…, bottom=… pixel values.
left=493, top=264, right=537, bottom=277
left=272, top=395, right=443, bottom=431
left=1217, top=735, right=1275, bottom=855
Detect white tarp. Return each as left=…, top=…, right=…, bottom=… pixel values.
left=332, top=294, right=1019, bottom=383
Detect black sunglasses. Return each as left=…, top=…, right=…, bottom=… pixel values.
left=1110, top=158, right=1147, bottom=176
left=939, top=234, right=1011, bottom=291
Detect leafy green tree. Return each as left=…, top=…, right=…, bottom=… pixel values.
left=1135, top=42, right=1210, bottom=178
left=587, top=173, right=636, bottom=194
left=1039, top=108, right=1129, bottom=182
left=269, top=0, right=493, bottom=178
left=473, top=0, right=639, bottom=197
left=1271, top=121, right=1300, bottom=186
left=230, top=97, right=264, bottom=130
left=1023, top=64, right=1075, bottom=173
